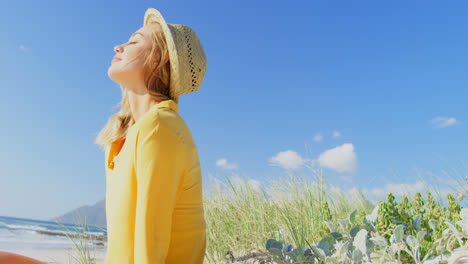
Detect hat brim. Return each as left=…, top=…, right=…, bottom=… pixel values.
left=143, top=8, right=180, bottom=101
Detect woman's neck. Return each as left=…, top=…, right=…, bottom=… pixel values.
left=127, top=89, right=161, bottom=123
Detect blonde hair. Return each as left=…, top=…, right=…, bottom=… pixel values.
left=95, top=22, right=177, bottom=151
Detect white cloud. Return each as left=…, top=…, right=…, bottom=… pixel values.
left=205, top=174, right=265, bottom=200
left=430, top=116, right=459, bottom=128
left=365, top=188, right=386, bottom=197
left=230, top=176, right=262, bottom=193
left=385, top=181, right=426, bottom=196
left=19, top=44, right=27, bottom=51
left=316, top=143, right=357, bottom=173
left=362, top=181, right=451, bottom=199
left=313, top=133, right=323, bottom=142
left=339, top=175, right=353, bottom=183
left=326, top=184, right=376, bottom=205
left=216, top=158, right=238, bottom=170
left=347, top=187, right=363, bottom=199
left=328, top=184, right=344, bottom=196
left=269, top=150, right=304, bottom=170
left=332, top=131, right=341, bottom=138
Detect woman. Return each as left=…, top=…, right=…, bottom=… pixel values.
left=95, top=8, right=207, bottom=264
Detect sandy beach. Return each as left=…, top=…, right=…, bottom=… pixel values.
left=3, top=246, right=107, bottom=264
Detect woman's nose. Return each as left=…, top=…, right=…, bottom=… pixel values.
left=114, top=45, right=122, bottom=53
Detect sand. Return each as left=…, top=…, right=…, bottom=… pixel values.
left=2, top=246, right=107, bottom=264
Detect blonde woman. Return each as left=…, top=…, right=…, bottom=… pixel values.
left=95, top=8, right=207, bottom=264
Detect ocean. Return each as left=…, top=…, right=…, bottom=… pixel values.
left=0, top=215, right=107, bottom=251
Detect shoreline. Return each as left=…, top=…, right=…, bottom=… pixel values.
left=35, top=230, right=107, bottom=245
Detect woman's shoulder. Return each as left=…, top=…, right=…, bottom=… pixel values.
left=138, top=108, right=181, bottom=130
left=137, top=109, right=196, bottom=147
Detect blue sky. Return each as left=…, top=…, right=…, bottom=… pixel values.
left=1, top=0, right=468, bottom=221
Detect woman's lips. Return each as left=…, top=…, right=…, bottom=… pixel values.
left=112, top=57, right=122, bottom=63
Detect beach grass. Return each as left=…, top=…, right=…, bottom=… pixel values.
left=203, top=169, right=375, bottom=263
left=55, top=211, right=105, bottom=264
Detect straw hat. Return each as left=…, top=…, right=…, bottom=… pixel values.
left=143, top=8, right=207, bottom=102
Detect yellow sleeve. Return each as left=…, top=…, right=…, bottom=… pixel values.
left=133, top=116, right=184, bottom=264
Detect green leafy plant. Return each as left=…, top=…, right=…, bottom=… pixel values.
left=262, top=191, right=468, bottom=264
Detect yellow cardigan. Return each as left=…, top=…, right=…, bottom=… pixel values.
left=104, top=99, right=206, bottom=264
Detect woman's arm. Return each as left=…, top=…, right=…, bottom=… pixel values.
left=0, top=251, right=45, bottom=264
left=134, top=115, right=184, bottom=264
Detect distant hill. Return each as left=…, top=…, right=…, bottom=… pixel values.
left=49, top=199, right=106, bottom=229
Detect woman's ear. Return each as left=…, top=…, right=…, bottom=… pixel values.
left=163, top=52, right=170, bottom=64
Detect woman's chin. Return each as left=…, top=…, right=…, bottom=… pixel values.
left=107, top=75, right=121, bottom=85
left=107, top=68, right=121, bottom=83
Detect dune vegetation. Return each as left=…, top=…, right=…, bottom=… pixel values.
left=63, top=168, right=468, bottom=263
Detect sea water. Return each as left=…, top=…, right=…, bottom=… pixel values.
left=0, top=215, right=107, bottom=251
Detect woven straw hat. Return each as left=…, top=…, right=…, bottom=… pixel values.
left=143, top=8, right=207, bottom=102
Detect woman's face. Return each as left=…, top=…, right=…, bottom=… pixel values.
left=107, top=24, right=160, bottom=87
